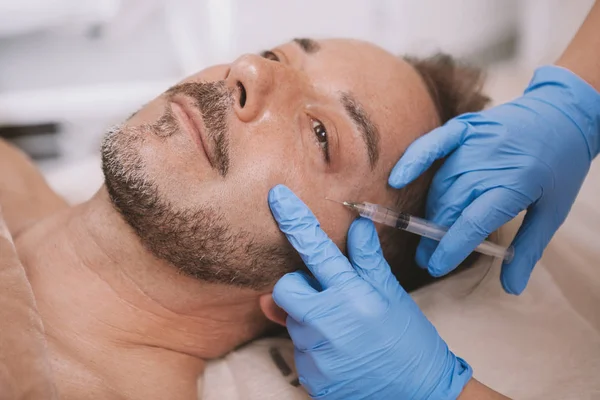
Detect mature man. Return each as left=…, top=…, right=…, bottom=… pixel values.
left=1, top=38, right=486, bottom=399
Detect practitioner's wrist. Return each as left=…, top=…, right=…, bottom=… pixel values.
left=526, top=65, right=600, bottom=159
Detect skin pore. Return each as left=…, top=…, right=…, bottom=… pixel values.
left=8, top=38, right=441, bottom=400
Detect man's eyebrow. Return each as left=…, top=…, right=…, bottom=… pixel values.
left=340, top=92, right=380, bottom=168
left=293, top=38, right=320, bottom=54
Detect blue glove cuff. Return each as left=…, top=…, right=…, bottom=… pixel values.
left=525, top=65, right=600, bottom=159
left=428, top=356, right=473, bottom=400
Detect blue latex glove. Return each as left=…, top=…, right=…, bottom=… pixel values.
left=268, top=184, right=472, bottom=400
left=389, top=66, right=600, bottom=294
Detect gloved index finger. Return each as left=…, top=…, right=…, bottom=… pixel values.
left=388, top=119, right=467, bottom=188
left=268, top=184, right=356, bottom=289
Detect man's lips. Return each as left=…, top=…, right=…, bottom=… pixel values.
left=171, top=96, right=215, bottom=168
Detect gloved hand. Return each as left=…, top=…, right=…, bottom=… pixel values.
left=389, top=65, right=600, bottom=294
left=268, top=184, right=472, bottom=400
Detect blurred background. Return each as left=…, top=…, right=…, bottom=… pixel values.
left=0, top=0, right=595, bottom=200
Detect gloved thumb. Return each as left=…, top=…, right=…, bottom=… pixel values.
left=388, top=120, right=467, bottom=188
left=501, top=205, right=552, bottom=295
left=272, top=271, right=320, bottom=322
left=347, top=218, right=396, bottom=293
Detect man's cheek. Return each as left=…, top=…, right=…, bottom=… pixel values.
left=218, top=151, right=294, bottom=246
left=230, top=143, right=299, bottom=190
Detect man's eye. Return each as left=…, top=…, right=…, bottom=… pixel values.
left=260, top=50, right=280, bottom=62
left=312, top=118, right=330, bottom=163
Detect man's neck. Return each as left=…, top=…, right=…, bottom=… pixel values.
left=16, top=187, right=269, bottom=399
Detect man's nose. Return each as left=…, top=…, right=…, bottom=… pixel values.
left=226, top=54, right=276, bottom=122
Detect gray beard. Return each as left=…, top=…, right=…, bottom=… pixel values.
left=100, top=82, right=302, bottom=290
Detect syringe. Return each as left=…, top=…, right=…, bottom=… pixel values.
left=340, top=201, right=514, bottom=263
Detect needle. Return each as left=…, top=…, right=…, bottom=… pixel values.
left=325, top=197, right=345, bottom=205
left=325, top=197, right=355, bottom=208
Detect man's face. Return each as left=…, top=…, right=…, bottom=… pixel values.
left=101, top=38, right=438, bottom=289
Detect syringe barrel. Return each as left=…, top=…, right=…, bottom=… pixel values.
left=357, top=203, right=514, bottom=263
left=404, top=215, right=448, bottom=241
left=406, top=215, right=514, bottom=263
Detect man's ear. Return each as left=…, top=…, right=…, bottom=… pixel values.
left=259, top=294, right=288, bottom=326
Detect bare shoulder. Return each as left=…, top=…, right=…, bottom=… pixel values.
left=0, top=139, right=68, bottom=236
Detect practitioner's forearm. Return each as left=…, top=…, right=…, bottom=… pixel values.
left=557, top=0, right=600, bottom=91
left=458, top=379, right=511, bottom=400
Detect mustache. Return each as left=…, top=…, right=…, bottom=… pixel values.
left=166, top=81, right=234, bottom=177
